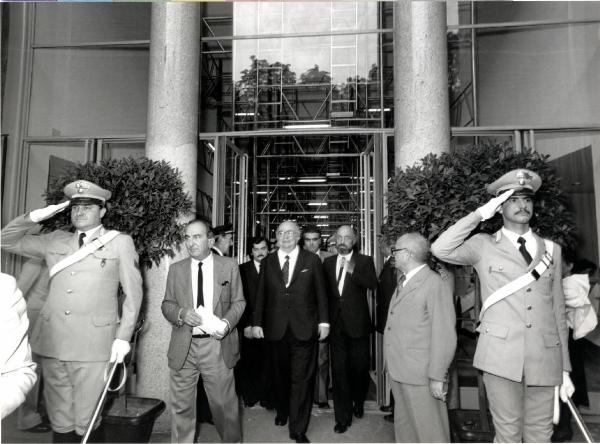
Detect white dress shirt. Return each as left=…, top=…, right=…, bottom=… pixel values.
left=402, top=263, right=427, bottom=287
left=336, top=250, right=354, bottom=295
left=254, top=260, right=261, bottom=274
left=190, top=253, right=214, bottom=335
left=77, top=225, right=102, bottom=244
left=277, top=246, right=299, bottom=287
left=501, top=227, right=537, bottom=260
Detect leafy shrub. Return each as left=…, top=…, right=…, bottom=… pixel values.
left=383, top=143, right=577, bottom=252
left=41, top=157, right=193, bottom=269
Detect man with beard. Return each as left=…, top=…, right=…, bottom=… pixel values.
left=252, top=220, right=329, bottom=443
left=323, top=225, right=377, bottom=434
left=237, top=236, right=273, bottom=408
left=431, top=169, right=574, bottom=442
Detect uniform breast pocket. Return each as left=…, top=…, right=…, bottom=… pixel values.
left=92, top=249, right=119, bottom=273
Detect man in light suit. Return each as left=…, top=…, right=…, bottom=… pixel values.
left=252, top=220, right=329, bottom=443
left=237, top=236, right=272, bottom=408
left=162, top=219, right=245, bottom=443
left=323, top=225, right=377, bottom=434
left=431, top=169, right=574, bottom=442
left=1, top=180, right=142, bottom=443
left=302, top=226, right=334, bottom=409
left=384, top=232, right=456, bottom=442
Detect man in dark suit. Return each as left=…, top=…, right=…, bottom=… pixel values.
left=375, top=234, right=397, bottom=422
left=323, top=225, right=378, bottom=434
left=252, top=220, right=329, bottom=443
left=302, top=226, right=334, bottom=409
left=237, top=236, right=272, bottom=408
left=162, top=220, right=245, bottom=443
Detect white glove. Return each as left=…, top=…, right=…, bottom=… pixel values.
left=476, top=189, right=514, bottom=221
left=109, top=338, right=131, bottom=363
left=29, top=201, right=70, bottom=223
left=559, top=371, right=575, bottom=402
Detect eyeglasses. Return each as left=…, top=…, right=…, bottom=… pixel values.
left=304, top=237, right=320, bottom=242
left=277, top=230, right=298, bottom=237
left=391, top=247, right=408, bottom=254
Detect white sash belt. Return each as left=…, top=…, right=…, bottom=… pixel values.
left=479, top=239, right=554, bottom=321
left=49, top=230, right=120, bottom=278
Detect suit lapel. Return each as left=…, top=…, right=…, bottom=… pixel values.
left=392, top=266, right=427, bottom=306
left=213, top=256, right=223, bottom=312
left=288, top=250, right=305, bottom=286
left=181, top=258, right=193, bottom=308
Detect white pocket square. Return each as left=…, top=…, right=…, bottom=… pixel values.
left=300, top=268, right=310, bottom=273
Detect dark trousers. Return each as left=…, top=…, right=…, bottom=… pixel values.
left=237, top=336, right=273, bottom=407
left=330, top=318, right=370, bottom=425
left=269, top=328, right=317, bottom=435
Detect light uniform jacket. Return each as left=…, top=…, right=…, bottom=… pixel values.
left=384, top=266, right=456, bottom=385
left=161, top=255, right=245, bottom=370
left=431, top=211, right=571, bottom=386
left=1, top=215, right=143, bottom=362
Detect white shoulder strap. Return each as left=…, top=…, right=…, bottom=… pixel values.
left=479, top=239, right=554, bottom=321
left=49, top=230, right=120, bottom=278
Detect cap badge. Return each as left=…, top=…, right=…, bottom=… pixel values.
left=516, top=170, right=532, bottom=186
left=75, top=181, right=89, bottom=194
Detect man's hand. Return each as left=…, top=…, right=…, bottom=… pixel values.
left=252, top=326, right=264, bottom=339
left=180, top=308, right=203, bottom=327
left=559, top=371, right=575, bottom=402
left=243, top=326, right=253, bottom=339
left=29, top=201, right=70, bottom=223
left=109, top=339, right=131, bottom=363
left=477, top=189, right=514, bottom=221
left=211, top=319, right=229, bottom=340
left=318, top=324, right=330, bottom=341
left=429, top=380, right=447, bottom=402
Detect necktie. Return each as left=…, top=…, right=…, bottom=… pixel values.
left=282, top=255, right=290, bottom=286
left=78, top=232, right=86, bottom=248
left=197, top=262, right=204, bottom=307
left=337, top=257, right=346, bottom=283
left=517, top=237, right=533, bottom=265
left=397, top=273, right=406, bottom=288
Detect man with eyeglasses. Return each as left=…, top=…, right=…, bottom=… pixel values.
left=252, top=221, right=329, bottom=443
left=431, top=169, right=574, bottom=442
left=1, top=179, right=142, bottom=443
left=385, top=233, right=456, bottom=442
left=322, top=225, right=377, bottom=434
left=302, top=226, right=334, bottom=410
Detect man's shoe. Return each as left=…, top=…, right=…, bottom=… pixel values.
left=334, top=422, right=349, bottom=433
left=317, top=402, right=330, bottom=409
left=353, top=404, right=364, bottom=418
left=384, top=413, right=394, bottom=423
left=23, top=423, right=52, bottom=433
left=289, top=432, right=310, bottom=443
left=275, top=415, right=288, bottom=426
left=380, top=404, right=393, bottom=413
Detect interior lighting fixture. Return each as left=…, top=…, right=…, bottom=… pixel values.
left=283, top=123, right=331, bottom=130
left=206, top=142, right=215, bottom=151
left=316, top=223, right=329, bottom=227
left=308, top=202, right=327, bottom=206
left=326, top=172, right=341, bottom=177
left=367, top=108, right=391, bottom=112
left=298, top=177, right=326, bottom=183
left=314, top=215, right=329, bottom=219
left=235, top=112, right=256, bottom=116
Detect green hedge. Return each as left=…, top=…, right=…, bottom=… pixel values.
left=383, top=143, right=577, bottom=252
left=41, top=157, right=193, bottom=269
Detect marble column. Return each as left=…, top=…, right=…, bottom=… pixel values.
left=394, top=0, right=450, bottom=169
left=138, top=2, right=200, bottom=431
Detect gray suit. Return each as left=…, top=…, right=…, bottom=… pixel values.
left=161, top=254, right=245, bottom=443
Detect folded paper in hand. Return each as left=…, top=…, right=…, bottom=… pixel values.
left=192, top=305, right=227, bottom=335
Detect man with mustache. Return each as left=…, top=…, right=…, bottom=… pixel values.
left=431, top=169, right=574, bottom=442
left=237, top=236, right=273, bottom=409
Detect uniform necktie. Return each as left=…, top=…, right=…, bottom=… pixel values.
left=197, top=262, right=204, bottom=307
left=337, top=257, right=346, bottom=283
left=282, top=255, right=290, bottom=286
left=78, top=232, right=86, bottom=248
left=517, top=237, right=533, bottom=265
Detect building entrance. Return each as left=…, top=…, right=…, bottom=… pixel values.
left=207, top=129, right=392, bottom=404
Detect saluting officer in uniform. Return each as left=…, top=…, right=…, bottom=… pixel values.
left=1, top=180, right=143, bottom=443
left=431, top=169, right=574, bottom=442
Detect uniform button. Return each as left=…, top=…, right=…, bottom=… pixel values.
left=66, top=289, right=73, bottom=293
left=526, top=288, right=531, bottom=292
left=390, top=311, right=394, bottom=315
left=527, top=305, right=532, bottom=310
left=556, top=341, right=560, bottom=346
left=526, top=323, right=532, bottom=328
left=71, top=271, right=76, bottom=276
left=485, top=328, right=490, bottom=333
left=65, top=310, right=71, bottom=315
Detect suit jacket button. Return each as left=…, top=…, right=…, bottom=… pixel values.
left=387, top=327, right=391, bottom=330
left=485, top=328, right=489, bottom=333
left=526, top=288, right=531, bottom=292
left=65, top=310, right=71, bottom=315
left=526, top=323, right=532, bottom=328
left=390, top=311, right=394, bottom=315
left=527, top=305, right=532, bottom=310
left=70, top=271, right=76, bottom=276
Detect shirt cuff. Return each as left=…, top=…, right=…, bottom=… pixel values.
left=318, top=323, right=330, bottom=328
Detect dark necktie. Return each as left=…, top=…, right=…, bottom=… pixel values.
left=337, top=257, right=346, bottom=283
left=282, top=255, right=290, bottom=285
left=197, top=262, right=204, bottom=307
left=78, top=232, right=86, bottom=248
left=517, top=237, right=533, bottom=265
